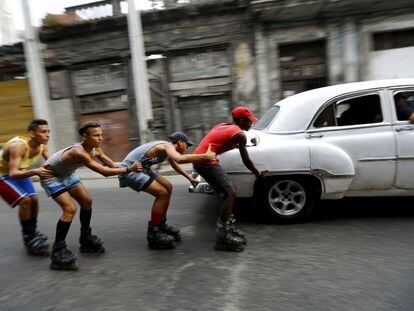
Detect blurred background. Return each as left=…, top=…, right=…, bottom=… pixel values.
left=1, top=0, right=414, bottom=159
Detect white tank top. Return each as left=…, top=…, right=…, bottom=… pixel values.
left=45, top=143, right=95, bottom=176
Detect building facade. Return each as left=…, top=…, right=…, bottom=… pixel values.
left=2, top=0, right=414, bottom=155
left=251, top=0, right=414, bottom=115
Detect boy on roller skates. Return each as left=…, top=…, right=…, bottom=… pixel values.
left=118, top=132, right=216, bottom=250
left=193, top=107, right=266, bottom=252
left=0, top=119, right=52, bottom=256
left=41, top=121, right=142, bottom=270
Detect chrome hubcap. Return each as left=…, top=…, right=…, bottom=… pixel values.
left=268, top=180, right=306, bottom=216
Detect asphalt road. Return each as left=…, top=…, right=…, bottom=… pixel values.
left=1, top=176, right=414, bottom=311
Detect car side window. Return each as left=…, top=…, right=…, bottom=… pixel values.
left=313, top=94, right=383, bottom=128
left=313, top=104, right=335, bottom=128
left=336, top=94, right=382, bottom=126
left=393, top=90, right=414, bottom=121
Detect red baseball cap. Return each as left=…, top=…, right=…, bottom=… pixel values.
left=231, top=106, right=258, bottom=122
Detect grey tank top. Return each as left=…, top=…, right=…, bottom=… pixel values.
left=46, top=143, right=95, bottom=176
left=121, top=141, right=168, bottom=167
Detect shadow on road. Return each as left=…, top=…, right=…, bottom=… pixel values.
left=234, top=197, right=414, bottom=224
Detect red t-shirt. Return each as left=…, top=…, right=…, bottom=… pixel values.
left=193, top=123, right=242, bottom=164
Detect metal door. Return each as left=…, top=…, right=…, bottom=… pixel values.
left=80, top=110, right=131, bottom=161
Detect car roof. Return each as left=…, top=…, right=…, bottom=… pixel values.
left=267, top=79, right=414, bottom=133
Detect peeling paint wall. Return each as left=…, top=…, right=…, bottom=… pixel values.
left=234, top=42, right=257, bottom=109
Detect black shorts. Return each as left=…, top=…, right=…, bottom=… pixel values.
left=193, top=162, right=234, bottom=198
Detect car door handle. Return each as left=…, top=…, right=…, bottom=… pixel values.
left=395, top=125, right=414, bottom=132
left=306, top=133, right=323, bottom=139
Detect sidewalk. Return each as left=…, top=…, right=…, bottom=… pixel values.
left=75, top=163, right=194, bottom=180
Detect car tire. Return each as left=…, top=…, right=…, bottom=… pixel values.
left=258, top=177, right=316, bottom=223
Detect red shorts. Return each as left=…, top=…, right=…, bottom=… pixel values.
left=0, top=175, right=36, bottom=208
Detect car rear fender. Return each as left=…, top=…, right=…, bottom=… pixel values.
left=309, top=142, right=355, bottom=197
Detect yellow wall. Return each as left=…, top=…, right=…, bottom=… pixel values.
left=0, top=80, right=34, bottom=147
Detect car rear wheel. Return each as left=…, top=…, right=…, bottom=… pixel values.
left=259, top=177, right=316, bottom=222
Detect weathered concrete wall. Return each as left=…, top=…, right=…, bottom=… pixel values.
left=41, top=19, right=130, bottom=67
left=368, top=47, right=414, bottom=80
left=147, top=58, right=171, bottom=140
left=360, top=12, right=414, bottom=81
left=49, top=99, right=77, bottom=150
left=234, top=41, right=257, bottom=108
left=142, top=4, right=257, bottom=112
left=40, top=1, right=257, bottom=142
left=37, top=0, right=414, bottom=140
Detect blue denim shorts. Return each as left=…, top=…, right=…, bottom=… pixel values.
left=41, top=172, right=81, bottom=197
left=118, top=169, right=159, bottom=192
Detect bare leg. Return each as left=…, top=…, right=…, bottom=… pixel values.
left=68, top=183, right=92, bottom=210
left=153, top=176, right=173, bottom=217
left=68, top=183, right=93, bottom=231
left=144, top=180, right=176, bottom=249
left=218, top=186, right=237, bottom=221
left=153, top=176, right=180, bottom=241
left=18, top=196, right=32, bottom=221
left=30, top=196, right=39, bottom=219
left=144, top=179, right=171, bottom=224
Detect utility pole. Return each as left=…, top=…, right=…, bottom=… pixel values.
left=127, top=0, right=153, bottom=142
left=20, top=0, right=56, bottom=152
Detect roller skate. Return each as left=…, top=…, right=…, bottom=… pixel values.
left=79, top=228, right=105, bottom=253
left=23, top=231, right=50, bottom=256
left=214, top=219, right=245, bottom=252
left=147, top=222, right=176, bottom=250
left=50, top=241, right=78, bottom=271
left=229, top=215, right=247, bottom=245
left=160, top=219, right=181, bottom=242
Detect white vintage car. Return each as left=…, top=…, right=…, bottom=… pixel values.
left=191, top=79, right=414, bottom=222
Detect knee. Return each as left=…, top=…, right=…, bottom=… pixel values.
left=156, top=188, right=170, bottom=201
left=165, top=182, right=173, bottom=196
left=30, top=196, right=38, bottom=206
left=62, top=204, right=77, bottom=220
left=19, top=196, right=31, bottom=208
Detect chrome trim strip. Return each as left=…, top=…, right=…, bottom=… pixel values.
left=397, top=156, right=414, bottom=160
left=358, top=157, right=397, bottom=162
left=227, top=169, right=354, bottom=179
left=310, top=169, right=354, bottom=179
left=226, top=169, right=307, bottom=175
left=306, top=122, right=391, bottom=134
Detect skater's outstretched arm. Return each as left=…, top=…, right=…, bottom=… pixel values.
left=165, top=144, right=216, bottom=164
left=232, top=133, right=264, bottom=177
left=8, top=142, right=53, bottom=179
left=76, top=149, right=142, bottom=176
left=94, top=147, right=118, bottom=168
left=168, top=158, right=199, bottom=185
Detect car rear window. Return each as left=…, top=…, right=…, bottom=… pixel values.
left=254, top=106, right=280, bottom=130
